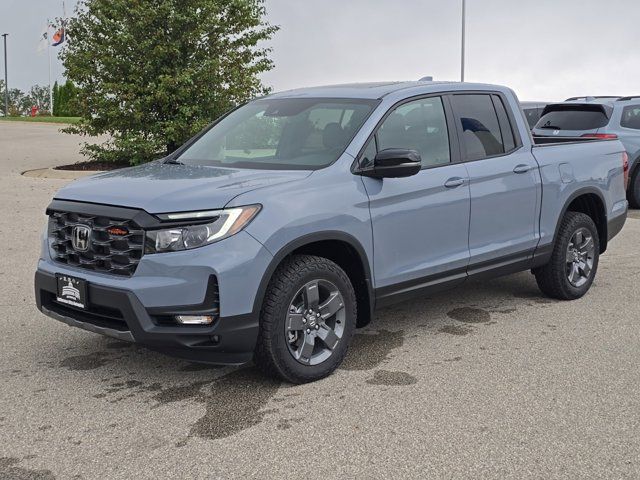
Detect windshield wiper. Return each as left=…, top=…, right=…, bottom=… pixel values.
left=164, top=158, right=184, bottom=165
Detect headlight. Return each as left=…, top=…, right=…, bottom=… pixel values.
left=145, top=205, right=261, bottom=253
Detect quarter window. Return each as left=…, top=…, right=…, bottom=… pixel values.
left=376, top=97, right=451, bottom=168
left=621, top=105, right=640, bottom=130
left=360, top=138, right=377, bottom=169
left=452, top=94, right=505, bottom=160
left=493, top=95, right=516, bottom=152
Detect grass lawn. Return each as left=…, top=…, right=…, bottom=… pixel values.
left=0, top=116, right=81, bottom=125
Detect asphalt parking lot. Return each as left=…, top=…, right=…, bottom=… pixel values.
left=1, top=122, right=639, bottom=479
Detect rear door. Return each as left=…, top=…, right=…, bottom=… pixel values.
left=532, top=103, right=612, bottom=138
left=359, top=95, right=471, bottom=301
left=450, top=93, right=541, bottom=271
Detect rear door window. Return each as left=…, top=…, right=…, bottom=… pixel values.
left=535, top=105, right=610, bottom=131
left=451, top=94, right=505, bottom=160
left=621, top=105, right=640, bottom=130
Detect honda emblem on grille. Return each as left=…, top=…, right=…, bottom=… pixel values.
left=72, top=225, right=91, bottom=252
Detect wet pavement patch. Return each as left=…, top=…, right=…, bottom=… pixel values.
left=100, top=379, right=163, bottom=402
left=438, top=325, right=473, bottom=336
left=340, top=329, right=404, bottom=371
left=366, top=370, right=417, bottom=386
left=152, top=367, right=281, bottom=441
left=447, top=307, right=491, bottom=324
left=0, top=457, right=56, bottom=480
left=60, top=351, right=111, bottom=371
left=277, top=417, right=304, bottom=430
left=444, top=356, right=463, bottom=362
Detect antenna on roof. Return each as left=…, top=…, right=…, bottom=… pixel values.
left=419, top=76, right=433, bottom=81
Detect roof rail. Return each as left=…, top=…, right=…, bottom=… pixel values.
left=565, top=96, right=622, bottom=101
left=617, top=96, right=640, bottom=101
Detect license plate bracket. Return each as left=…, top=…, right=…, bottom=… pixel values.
left=56, top=274, right=88, bottom=309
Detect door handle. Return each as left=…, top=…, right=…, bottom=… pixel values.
left=444, top=177, right=466, bottom=188
left=513, top=164, right=532, bottom=174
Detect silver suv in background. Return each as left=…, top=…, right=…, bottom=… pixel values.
left=520, top=101, right=550, bottom=129
left=532, top=96, right=640, bottom=207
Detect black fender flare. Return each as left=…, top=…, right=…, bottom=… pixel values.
left=551, top=186, right=608, bottom=253
left=251, top=231, right=375, bottom=323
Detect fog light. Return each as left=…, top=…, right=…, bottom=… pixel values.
left=175, top=315, right=215, bottom=325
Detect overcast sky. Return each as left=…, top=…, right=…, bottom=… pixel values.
left=2, top=0, right=639, bottom=102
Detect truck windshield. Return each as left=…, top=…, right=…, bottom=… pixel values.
left=535, top=105, right=611, bottom=131
left=178, top=98, right=378, bottom=170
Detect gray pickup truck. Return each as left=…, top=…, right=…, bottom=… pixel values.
left=35, top=81, right=629, bottom=383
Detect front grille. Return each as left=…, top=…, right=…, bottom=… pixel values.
left=49, top=211, right=145, bottom=276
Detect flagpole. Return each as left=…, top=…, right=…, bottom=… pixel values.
left=461, top=0, right=466, bottom=82
left=47, top=22, right=53, bottom=114
left=2, top=34, right=8, bottom=117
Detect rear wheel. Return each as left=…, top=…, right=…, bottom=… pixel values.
left=534, top=212, right=600, bottom=300
left=254, top=255, right=357, bottom=384
left=628, top=166, right=640, bottom=209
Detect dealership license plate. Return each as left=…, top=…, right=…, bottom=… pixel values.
left=56, top=274, right=88, bottom=309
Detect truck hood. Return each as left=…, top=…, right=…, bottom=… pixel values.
left=55, top=162, right=312, bottom=213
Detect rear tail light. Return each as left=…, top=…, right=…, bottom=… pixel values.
left=623, top=152, right=630, bottom=189
left=581, top=133, right=619, bottom=139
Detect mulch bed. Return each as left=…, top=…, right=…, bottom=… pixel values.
left=54, top=160, right=130, bottom=171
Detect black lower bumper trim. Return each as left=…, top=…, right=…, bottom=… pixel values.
left=35, top=270, right=258, bottom=365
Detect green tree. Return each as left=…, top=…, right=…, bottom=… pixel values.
left=26, top=85, right=51, bottom=113
left=0, top=80, right=25, bottom=115
left=61, top=0, right=278, bottom=165
left=7, top=88, right=26, bottom=116
left=52, top=81, right=60, bottom=116
left=53, top=80, right=80, bottom=117
left=0, top=79, right=5, bottom=115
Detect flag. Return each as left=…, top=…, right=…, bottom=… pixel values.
left=37, top=26, right=49, bottom=53
left=52, top=27, right=65, bottom=46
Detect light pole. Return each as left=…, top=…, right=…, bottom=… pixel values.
left=461, top=0, right=466, bottom=82
left=2, top=33, right=7, bottom=116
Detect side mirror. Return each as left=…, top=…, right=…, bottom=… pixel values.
left=362, top=148, right=422, bottom=178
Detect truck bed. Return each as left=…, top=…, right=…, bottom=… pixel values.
left=530, top=136, right=627, bottom=250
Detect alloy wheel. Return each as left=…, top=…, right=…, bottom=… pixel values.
left=566, top=227, right=595, bottom=287
left=285, top=279, right=346, bottom=366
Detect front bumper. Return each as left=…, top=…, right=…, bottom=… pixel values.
left=35, top=270, right=259, bottom=364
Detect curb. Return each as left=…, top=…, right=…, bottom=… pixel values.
left=21, top=167, right=103, bottom=180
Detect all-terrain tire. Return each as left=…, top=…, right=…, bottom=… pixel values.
left=534, top=212, right=600, bottom=300
left=253, top=254, right=357, bottom=384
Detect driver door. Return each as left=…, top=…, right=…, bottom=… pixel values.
left=359, top=96, right=471, bottom=304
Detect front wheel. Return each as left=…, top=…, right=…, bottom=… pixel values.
left=254, top=255, right=357, bottom=384
left=534, top=212, right=600, bottom=300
